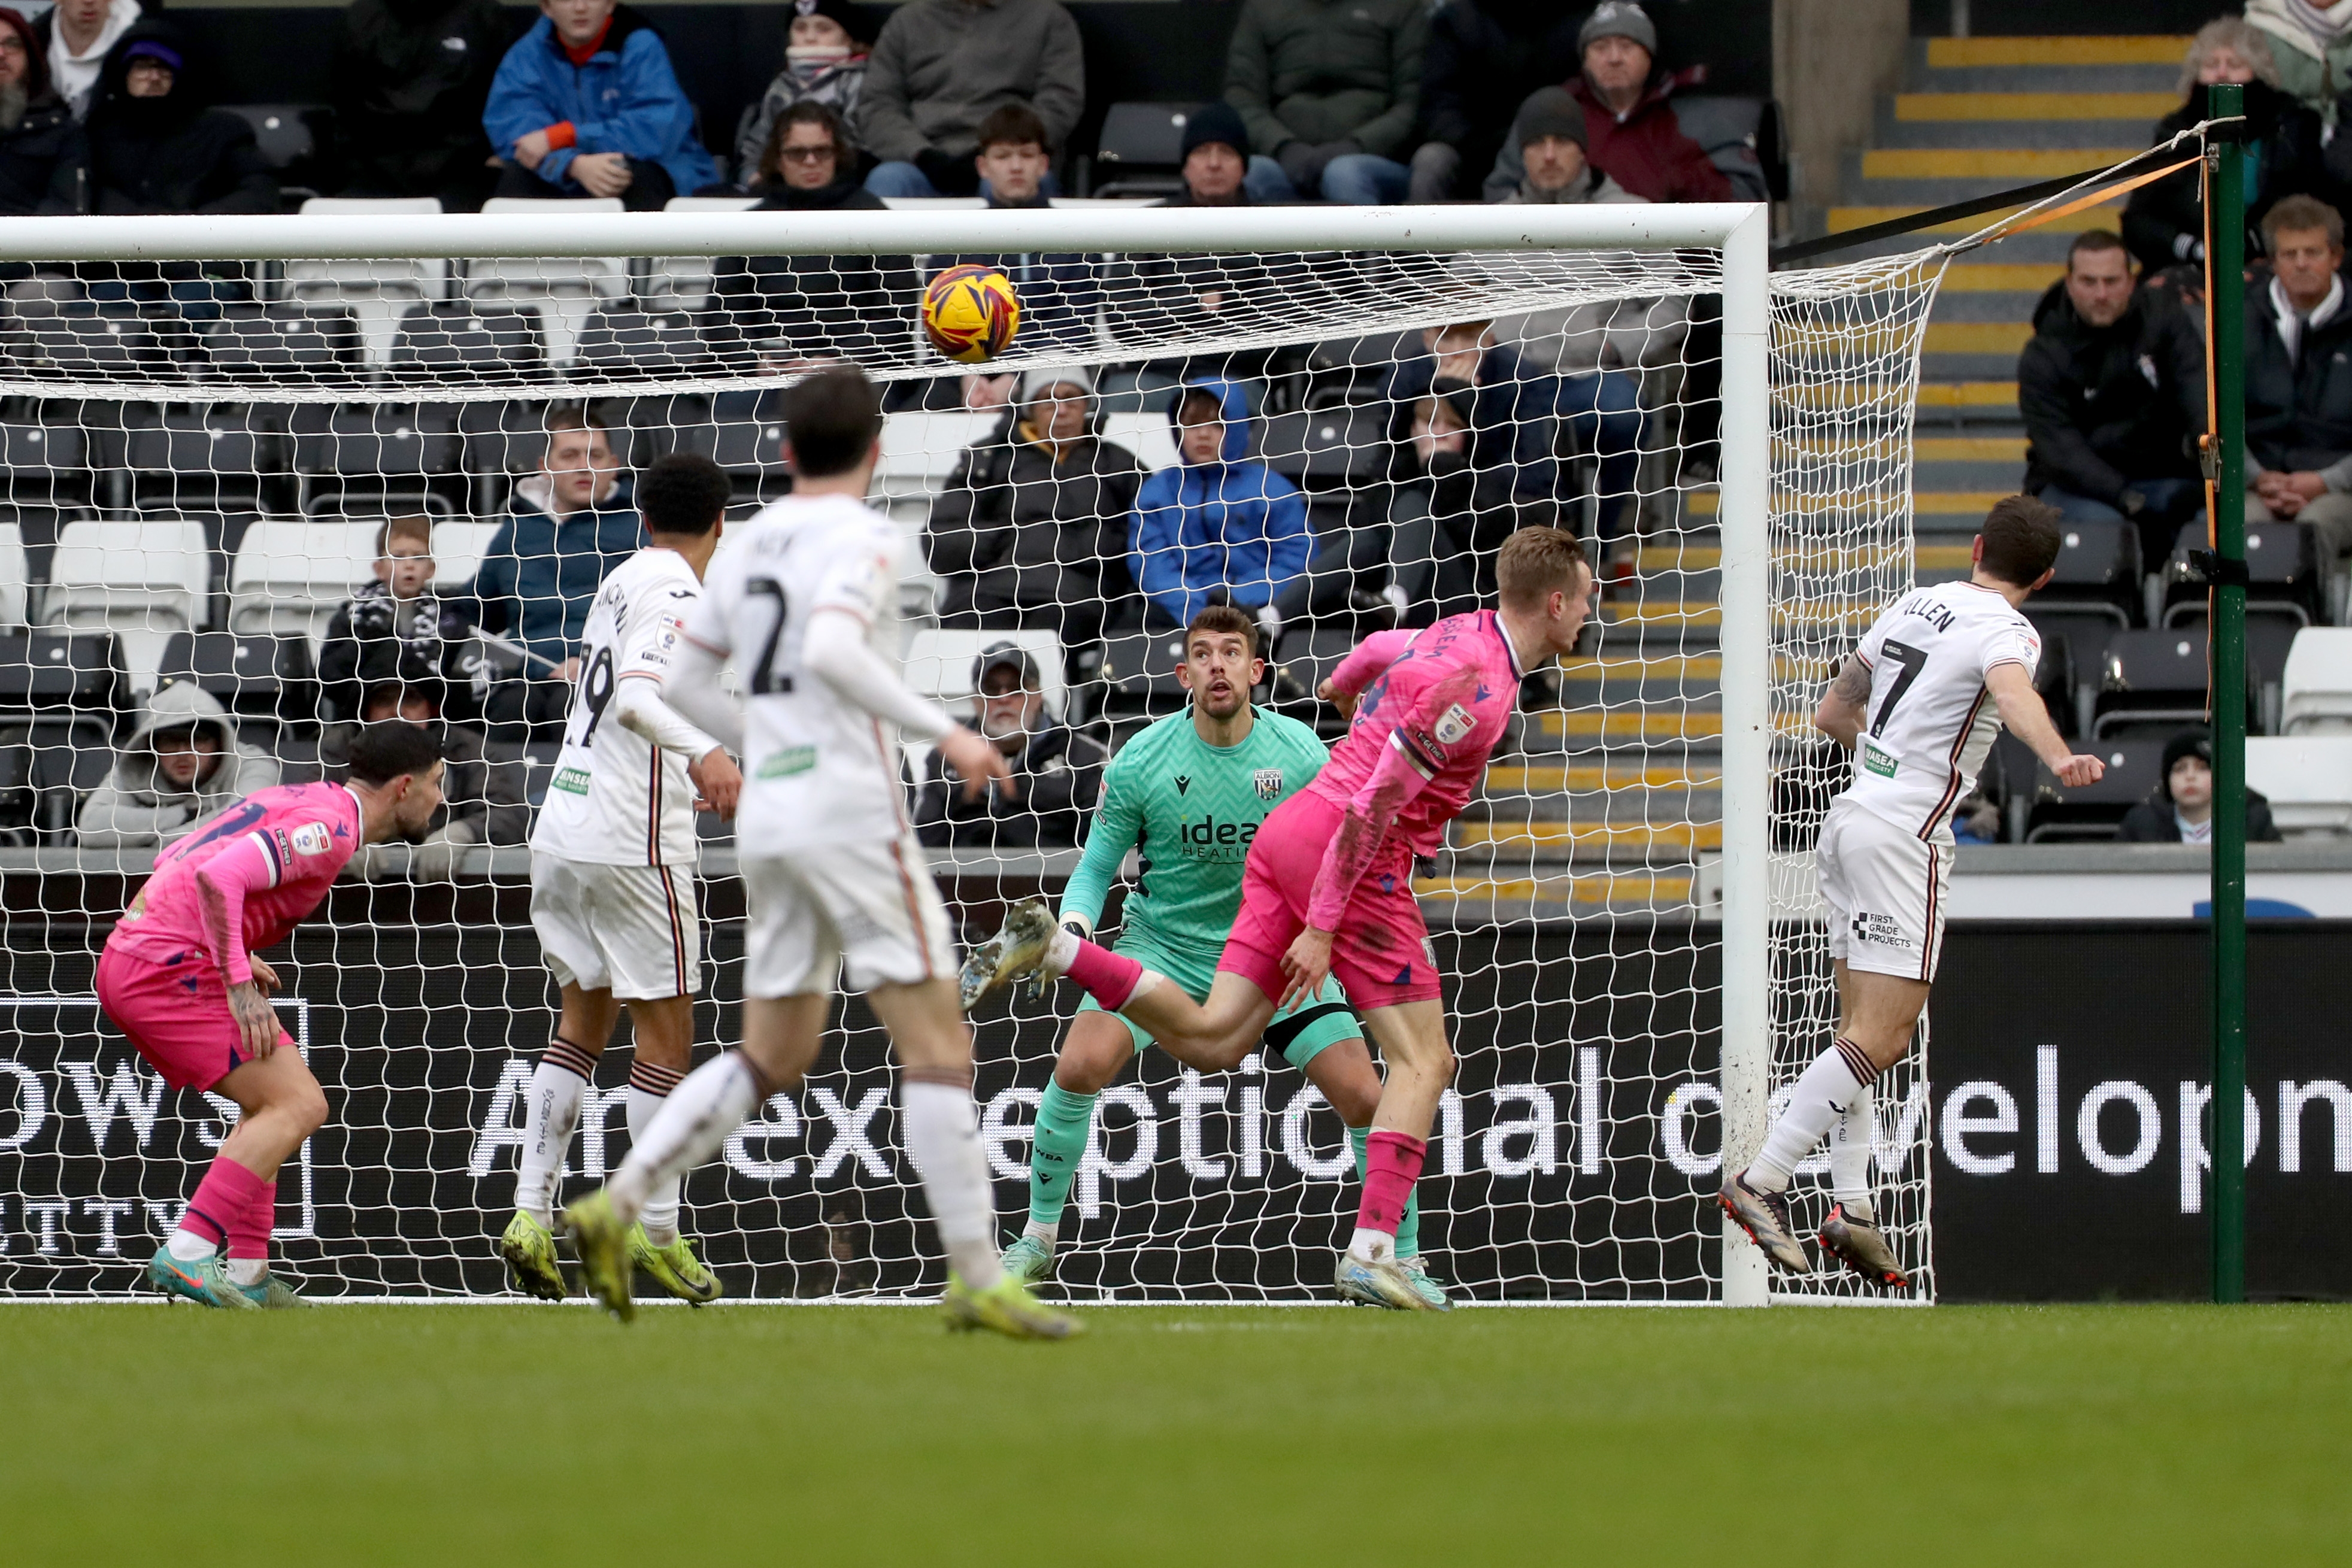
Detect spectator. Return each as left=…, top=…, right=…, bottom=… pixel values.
left=2245, top=195, right=2352, bottom=559
left=484, top=0, right=717, bottom=210
left=76, top=682, right=279, bottom=849
left=1484, top=2, right=1732, bottom=205
left=2248, top=0, right=2352, bottom=119
left=328, top=681, right=530, bottom=878
left=1226, top=0, right=1426, bottom=205
left=462, top=410, right=642, bottom=736
left=711, top=100, right=916, bottom=365
left=737, top=0, right=872, bottom=190
left=319, top=514, right=485, bottom=727
left=2124, top=20, right=2335, bottom=281
left=330, top=0, right=512, bottom=211
left=0, top=8, right=87, bottom=216
left=913, top=642, right=1106, bottom=848
left=2118, top=729, right=2281, bottom=843
left=1411, top=0, right=1581, bottom=202
left=1383, top=378, right=1523, bottom=623
left=2020, top=231, right=2205, bottom=562
left=33, top=0, right=138, bottom=120
left=1130, top=378, right=1311, bottom=630
left=1493, top=89, right=1633, bottom=206
left=926, top=365, right=1145, bottom=645
left=858, top=0, right=1081, bottom=199
left=84, top=25, right=278, bottom=215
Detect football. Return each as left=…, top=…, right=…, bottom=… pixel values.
left=921, top=263, right=1022, bottom=363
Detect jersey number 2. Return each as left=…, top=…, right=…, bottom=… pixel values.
left=1869, top=640, right=1929, bottom=738
left=747, top=577, right=795, bottom=694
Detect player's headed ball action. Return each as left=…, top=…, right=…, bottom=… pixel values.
left=998, top=603, right=1447, bottom=1309
left=98, top=723, right=445, bottom=1308
left=1721, top=495, right=2102, bottom=1290
left=965, top=527, right=1593, bottom=1310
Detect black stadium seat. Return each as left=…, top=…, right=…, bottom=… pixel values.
left=0, top=630, right=128, bottom=724
left=2023, top=733, right=2167, bottom=842
left=199, top=304, right=365, bottom=383
left=1085, top=101, right=1199, bottom=198
left=122, top=404, right=286, bottom=508
left=2163, top=518, right=2323, bottom=627
left=157, top=631, right=320, bottom=730
left=1093, top=627, right=1191, bottom=720
left=2092, top=627, right=2259, bottom=740
left=0, top=420, right=89, bottom=505
left=390, top=301, right=547, bottom=385
left=2037, top=516, right=2142, bottom=627
left=0, top=719, right=113, bottom=845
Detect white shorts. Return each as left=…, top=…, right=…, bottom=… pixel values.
left=531, top=854, right=702, bottom=1000
left=1817, top=796, right=1951, bottom=982
left=741, top=832, right=956, bottom=999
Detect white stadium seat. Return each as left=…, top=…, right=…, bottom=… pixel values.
left=291, top=197, right=450, bottom=365
left=228, top=518, right=384, bottom=656
left=2246, top=735, right=2352, bottom=836
left=428, top=518, right=501, bottom=590
left=41, top=516, right=211, bottom=692
left=0, top=521, right=25, bottom=627
left=2280, top=627, right=2352, bottom=733
left=645, top=195, right=761, bottom=310
left=1097, top=410, right=1180, bottom=472
left=900, top=627, right=1066, bottom=790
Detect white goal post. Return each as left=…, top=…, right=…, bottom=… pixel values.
left=0, top=204, right=1941, bottom=1305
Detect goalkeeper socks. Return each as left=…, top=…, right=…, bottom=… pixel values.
left=177, top=1153, right=266, bottom=1261
left=1058, top=935, right=1153, bottom=1012
left=1027, top=1080, right=1095, bottom=1241
left=628, top=1059, right=687, bottom=1247
left=1348, top=1125, right=1421, bottom=1261
left=610, top=1051, right=762, bottom=1225
left=1827, top=1077, right=1877, bottom=1223
left=514, top=1038, right=595, bottom=1226
left=1748, top=1038, right=1875, bottom=1194
left=1348, top=1130, right=1427, bottom=1261
left=902, top=1069, right=1003, bottom=1291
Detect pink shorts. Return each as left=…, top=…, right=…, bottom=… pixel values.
left=95, top=941, right=289, bottom=1092
left=1220, top=790, right=1444, bottom=1009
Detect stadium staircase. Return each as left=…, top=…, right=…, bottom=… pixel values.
left=1425, top=35, right=2190, bottom=922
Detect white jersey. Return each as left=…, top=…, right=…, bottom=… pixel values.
left=1842, top=579, right=2042, bottom=845
left=682, top=492, right=912, bottom=855
left=531, top=548, right=711, bottom=866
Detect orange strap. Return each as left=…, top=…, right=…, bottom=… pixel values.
left=1971, top=154, right=2201, bottom=247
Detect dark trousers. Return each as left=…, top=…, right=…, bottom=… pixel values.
left=493, top=158, right=678, bottom=213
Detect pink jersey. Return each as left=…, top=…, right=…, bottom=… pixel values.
left=1310, top=610, right=1525, bottom=860
left=107, top=781, right=363, bottom=984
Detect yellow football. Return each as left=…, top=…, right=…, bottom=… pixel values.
left=921, top=264, right=1022, bottom=363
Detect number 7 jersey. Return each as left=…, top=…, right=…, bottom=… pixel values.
left=531, top=546, right=710, bottom=867
left=1842, top=579, right=2041, bottom=844
left=680, top=492, right=913, bottom=856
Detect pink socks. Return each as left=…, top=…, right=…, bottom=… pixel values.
left=186, top=1154, right=269, bottom=1255
left=1064, top=938, right=1145, bottom=1012
left=1356, top=1130, right=1428, bottom=1236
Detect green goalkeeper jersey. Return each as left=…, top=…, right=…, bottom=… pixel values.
left=1059, top=706, right=1330, bottom=963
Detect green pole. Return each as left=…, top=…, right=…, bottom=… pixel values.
left=2208, top=83, right=2249, bottom=1305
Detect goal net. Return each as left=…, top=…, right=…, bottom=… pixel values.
left=0, top=207, right=1938, bottom=1303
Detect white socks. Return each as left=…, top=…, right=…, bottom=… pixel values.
left=225, top=1258, right=268, bottom=1287
left=1022, top=1221, right=1058, bottom=1252
left=1348, top=1227, right=1396, bottom=1264
left=610, top=1051, right=763, bottom=1224
left=902, top=1074, right=1002, bottom=1291
left=1827, top=1079, right=1877, bottom=1223
left=1044, top=922, right=1080, bottom=977
left=166, top=1229, right=214, bottom=1261
left=514, top=1040, right=595, bottom=1226
left=1749, top=1038, right=1875, bottom=1194
left=627, top=1059, right=686, bottom=1246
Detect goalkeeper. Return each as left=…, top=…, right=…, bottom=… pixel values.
left=1002, top=605, right=1441, bottom=1308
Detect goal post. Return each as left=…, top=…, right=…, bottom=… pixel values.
left=0, top=204, right=1937, bottom=1304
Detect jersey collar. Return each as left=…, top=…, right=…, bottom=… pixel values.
left=1484, top=609, right=1527, bottom=681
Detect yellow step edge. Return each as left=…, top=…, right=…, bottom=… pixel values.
left=1925, top=320, right=2035, bottom=353
left=1916, top=436, right=2027, bottom=459
left=1537, top=711, right=1725, bottom=738
left=1635, top=545, right=1721, bottom=569
left=1895, top=91, right=2179, bottom=122
left=1684, top=491, right=1719, bottom=517
left=1484, top=765, right=1723, bottom=791
left=1830, top=201, right=2118, bottom=235
left=1926, top=36, right=2190, bottom=68
left=1915, top=383, right=2018, bottom=408
left=1942, top=262, right=2065, bottom=292
left=1917, top=490, right=2015, bottom=514
left=1413, top=875, right=1696, bottom=905
left=1556, top=654, right=1723, bottom=680
left=1456, top=821, right=1724, bottom=850
left=1604, top=602, right=1722, bottom=626
left=1862, top=148, right=2142, bottom=180
left=1917, top=544, right=1978, bottom=568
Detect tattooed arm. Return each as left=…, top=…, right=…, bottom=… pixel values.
left=1814, top=654, right=1873, bottom=752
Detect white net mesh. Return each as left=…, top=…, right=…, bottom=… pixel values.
left=0, top=220, right=1937, bottom=1302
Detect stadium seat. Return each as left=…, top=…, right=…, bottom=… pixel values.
left=2280, top=626, right=2352, bottom=733
left=40, top=516, right=211, bottom=693
left=199, top=303, right=365, bottom=384
left=1671, top=96, right=1782, bottom=203
left=904, top=627, right=1066, bottom=720
left=2162, top=518, right=2323, bottom=627
left=1096, top=410, right=1180, bottom=471
left=226, top=518, right=385, bottom=654
left=290, top=198, right=449, bottom=365
left=2036, top=517, right=2141, bottom=629
left=1085, top=102, right=1199, bottom=198
left=289, top=402, right=463, bottom=512
left=2023, top=733, right=2166, bottom=842
left=2146, top=609, right=2300, bottom=734
left=0, top=717, right=114, bottom=845
left=1260, top=405, right=1387, bottom=492
left=428, top=518, right=502, bottom=590
left=672, top=387, right=792, bottom=502
left=0, top=419, right=89, bottom=506
left=8, top=311, right=165, bottom=381
left=2092, top=628, right=2251, bottom=740
left=2026, top=608, right=2125, bottom=736
left=0, top=629, right=128, bottom=723
left=217, top=104, right=332, bottom=196
left=1094, top=626, right=1191, bottom=720
left=644, top=195, right=759, bottom=310
left=572, top=301, right=714, bottom=381
left=876, top=411, right=1000, bottom=523
left=1267, top=624, right=1362, bottom=734
left=389, top=301, right=547, bottom=386
left=468, top=198, right=629, bottom=366
left=0, top=519, right=26, bottom=627
left=2245, top=734, right=2352, bottom=836
left=120, top=404, right=286, bottom=510
left=156, top=630, right=320, bottom=730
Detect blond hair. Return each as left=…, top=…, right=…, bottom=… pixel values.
left=2180, top=18, right=2278, bottom=95
left=1497, top=525, right=1589, bottom=611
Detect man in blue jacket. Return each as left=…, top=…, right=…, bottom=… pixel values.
left=484, top=0, right=716, bottom=209
left=1129, top=378, right=1312, bottom=630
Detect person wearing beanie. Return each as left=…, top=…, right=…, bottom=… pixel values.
left=926, top=362, right=1147, bottom=648
left=0, top=5, right=87, bottom=215
left=1410, top=0, right=1583, bottom=202
left=738, top=0, right=872, bottom=189
left=913, top=638, right=1107, bottom=849
left=1174, top=99, right=1251, bottom=207
left=1223, top=0, right=1426, bottom=204
left=329, top=0, right=512, bottom=210
left=84, top=22, right=278, bottom=214
left=1499, top=86, right=1638, bottom=205
left=1481, top=1, right=1732, bottom=205
left=2118, top=730, right=2282, bottom=842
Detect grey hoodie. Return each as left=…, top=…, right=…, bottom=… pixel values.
left=75, top=682, right=280, bottom=848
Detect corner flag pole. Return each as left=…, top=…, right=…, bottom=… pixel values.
left=2208, top=83, right=2250, bottom=1305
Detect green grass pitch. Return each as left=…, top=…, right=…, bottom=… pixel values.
left=2, top=1301, right=2344, bottom=1564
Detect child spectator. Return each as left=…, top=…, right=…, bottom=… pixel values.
left=0, top=8, right=87, bottom=215
left=34, top=0, right=138, bottom=120
left=1411, top=0, right=1581, bottom=202
left=2118, top=729, right=2281, bottom=844
left=1484, top=2, right=1732, bottom=205
left=926, top=366, right=1145, bottom=646
left=737, top=0, right=872, bottom=190
left=331, top=0, right=513, bottom=210
left=859, top=0, right=1081, bottom=199
left=920, top=104, right=1099, bottom=356
left=484, top=0, right=717, bottom=210
left=76, top=683, right=280, bottom=849
left=913, top=642, right=1107, bottom=848
left=84, top=25, right=279, bottom=215
left=1129, top=378, right=1311, bottom=630
left=328, top=681, right=531, bottom=879
left=1225, top=0, right=1425, bottom=204
left=319, top=514, right=486, bottom=727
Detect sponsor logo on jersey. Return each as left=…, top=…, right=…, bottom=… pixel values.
left=1180, top=815, right=1257, bottom=847
left=1253, top=768, right=1283, bottom=800
left=1851, top=911, right=1913, bottom=951
left=287, top=821, right=332, bottom=857
left=1432, top=702, right=1475, bottom=745
left=757, top=745, right=817, bottom=778
left=1861, top=738, right=1898, bottom=778
left=551, top=766, right=592, bottom=796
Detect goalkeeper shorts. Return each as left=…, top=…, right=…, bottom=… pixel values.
left=531, top=854, right=702, bottom=1001
left=1818, top=795, right=1951, bottom=983
left=1077, top=929, right=1362, bottom=1070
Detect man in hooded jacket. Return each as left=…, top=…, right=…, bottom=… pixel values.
left=77, top=683, right=281, bottom=849
left=84, top=22, right=277, bottom=214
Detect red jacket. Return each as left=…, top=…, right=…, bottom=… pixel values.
left=1569, top=73, right=1732, bottom=205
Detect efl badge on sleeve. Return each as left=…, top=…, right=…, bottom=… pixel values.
left=1433, top=703, right=1476, bottom=745
left=1254, top=768, right=1283, bottom=801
